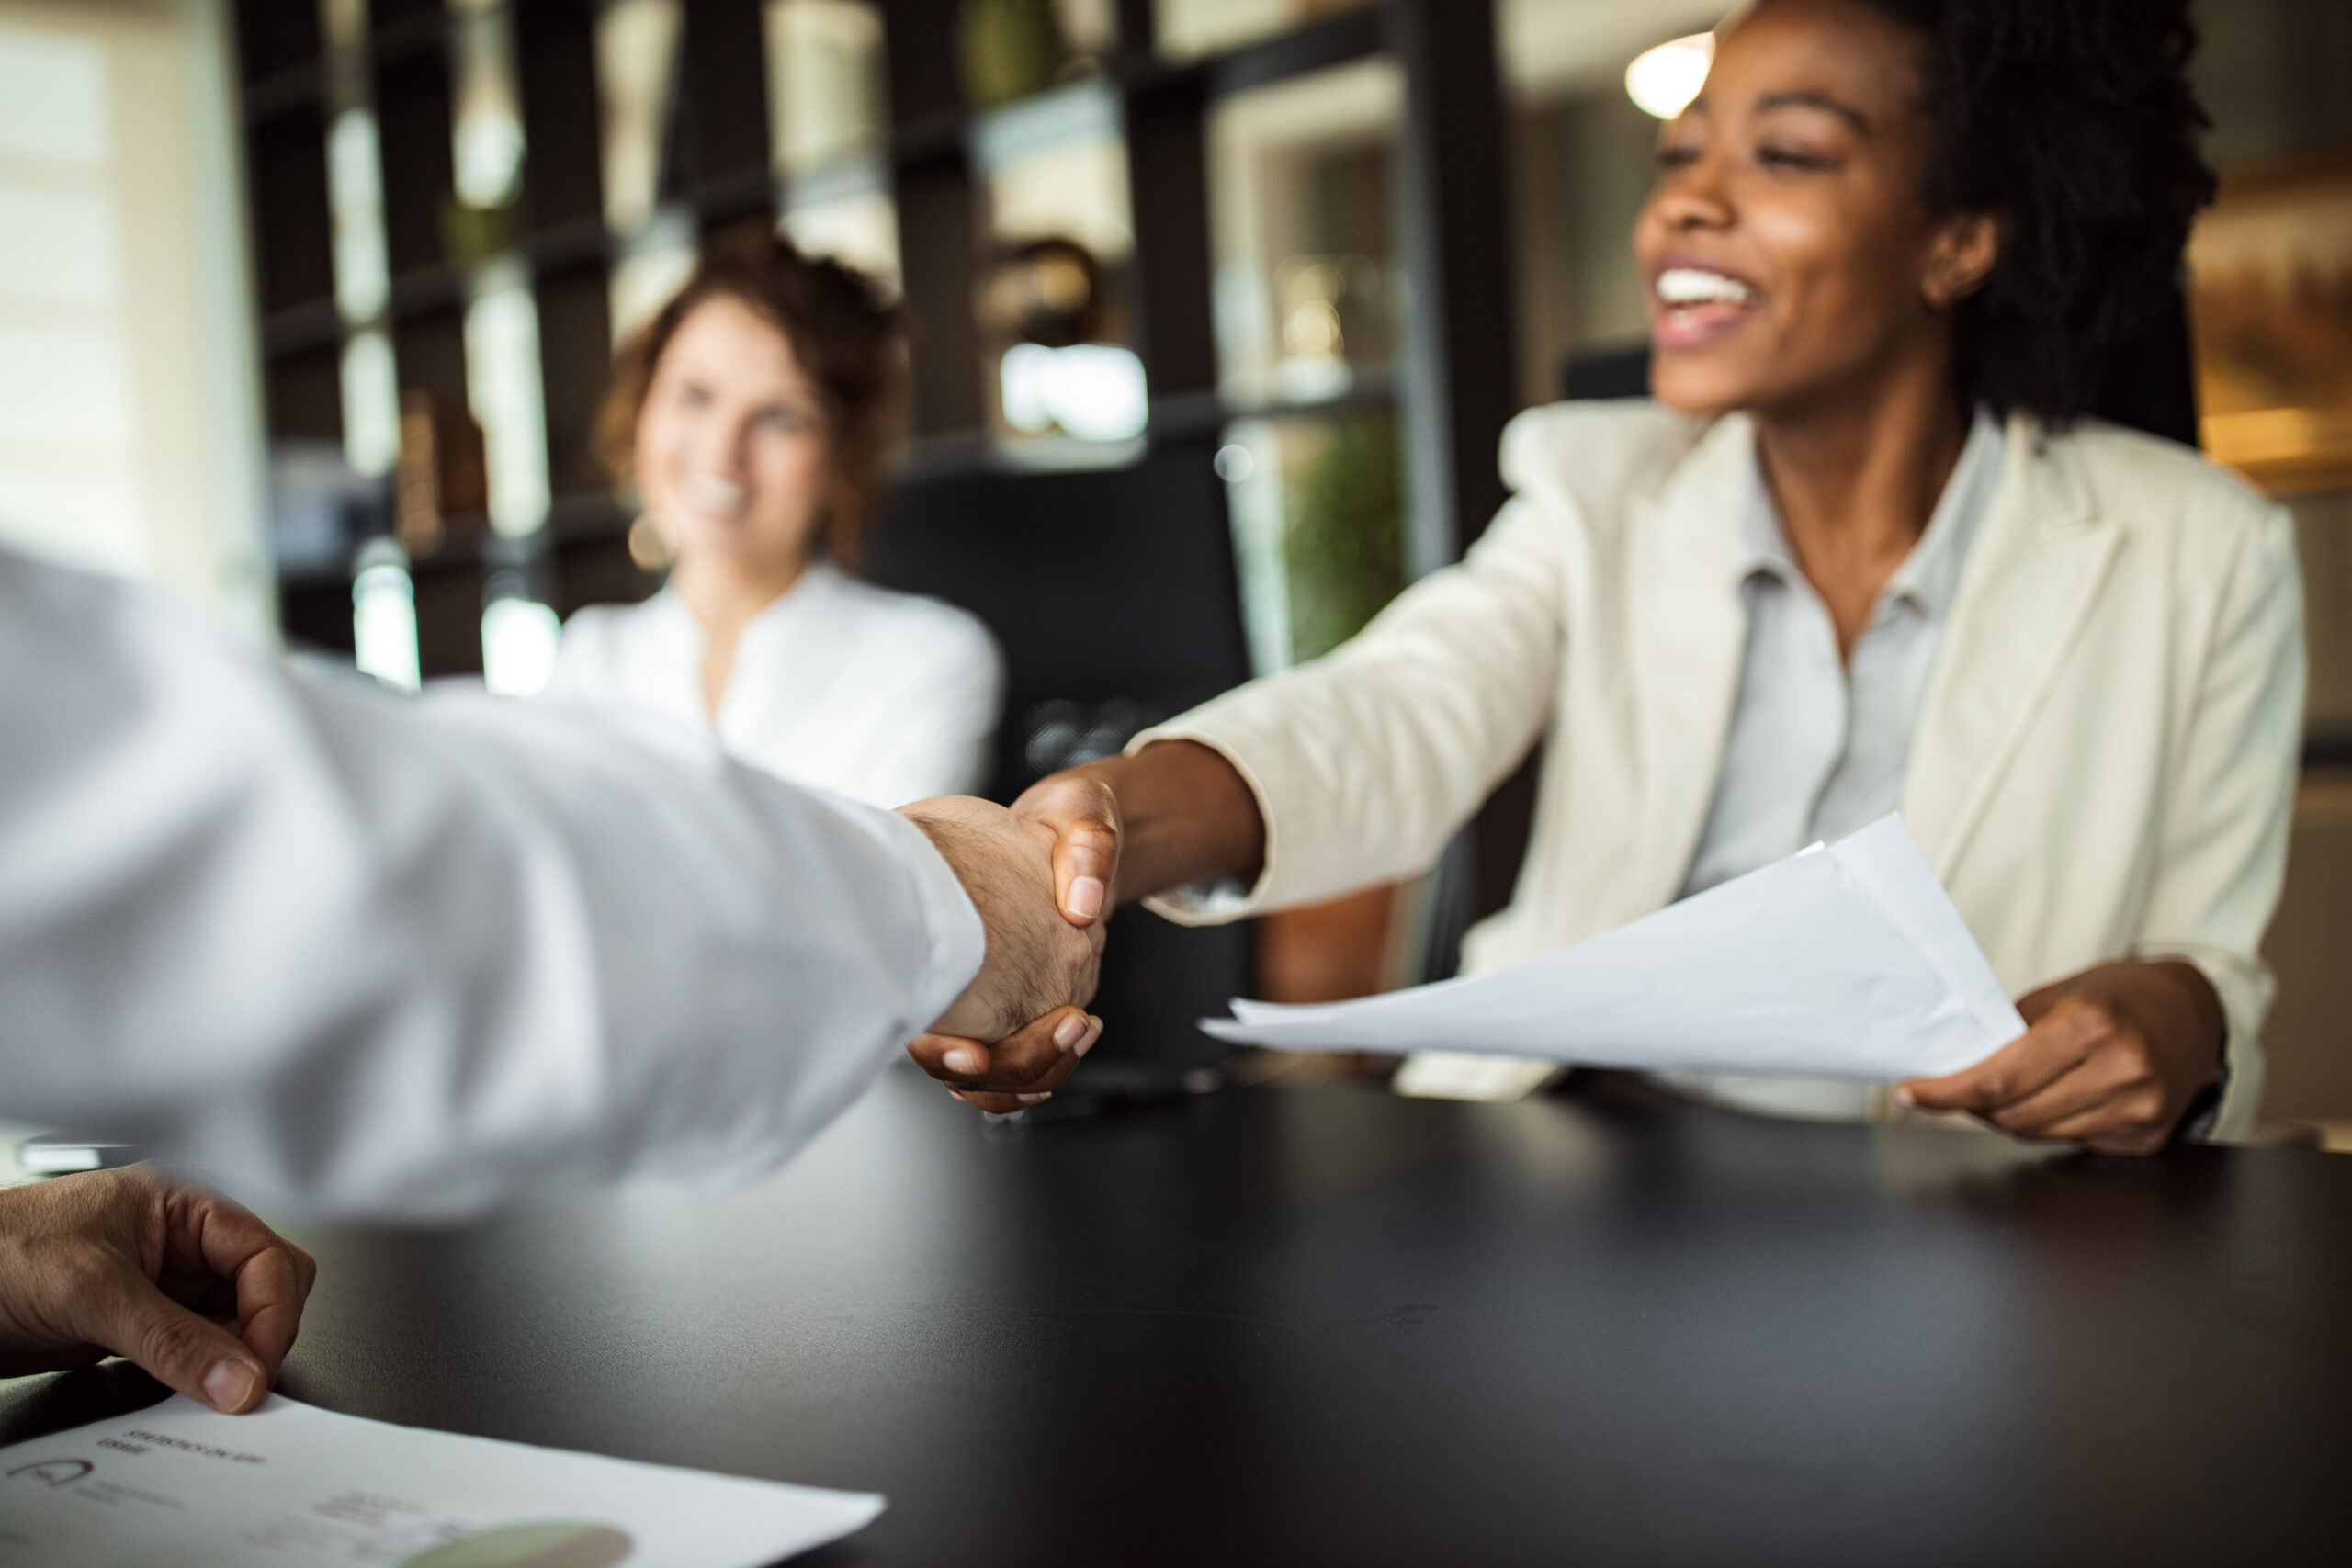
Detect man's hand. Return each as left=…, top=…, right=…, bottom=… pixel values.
left=899, top=795, right=1105, bottom=1041
left=1898, top=959, right=2226, bottom=1155
left=0, top=1165, right=317, bottom=1413
left=907, top=1006, right=1103, bottom=1111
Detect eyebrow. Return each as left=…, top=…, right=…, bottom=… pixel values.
left=1756, top=90, right=1869, bottom=131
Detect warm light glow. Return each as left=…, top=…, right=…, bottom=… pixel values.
left=1625, top=33, right=1714, bottom=119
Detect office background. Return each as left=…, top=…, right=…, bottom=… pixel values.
left=2, top=0, right=2348, bottom=1124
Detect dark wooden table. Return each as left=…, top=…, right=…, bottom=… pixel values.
left=6, top=1066, right=2349, bottom=1564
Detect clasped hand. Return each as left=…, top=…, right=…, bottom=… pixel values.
left=899, top=780, right=1120, bottom=1111
left=899, top=788, right=1116, bottom=1108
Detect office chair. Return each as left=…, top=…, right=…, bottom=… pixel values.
left=865, top=434, right=1255, bottom=1097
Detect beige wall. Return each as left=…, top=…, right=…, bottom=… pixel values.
left=0, top=0, right=268, bottom=637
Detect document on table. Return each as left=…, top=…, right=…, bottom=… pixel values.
left=1203, top=814, right=2026, bottom=1081
left=0, top=1393, right=882, bottom=1568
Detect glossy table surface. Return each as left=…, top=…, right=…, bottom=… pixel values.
left=6, top=1066, right=2350, bottom=1565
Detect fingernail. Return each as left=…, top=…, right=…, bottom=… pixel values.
left=1894, top=1087, right=1917, bottom=1109
left=204, top=1359, right=260, bottom=1413
left=1017, top=1093, right=1050, bottom=1105
left=944, top=1046, right=985, bottom=1076
left=1068, top=876, right=1106, bottom=919
left=1078, top=1016, right=1102, bottom=1057
left=1054, top=1014, right=1088, bottom=1050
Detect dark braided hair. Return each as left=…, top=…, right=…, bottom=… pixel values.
left=1846, top=0, right=2217, bottom=423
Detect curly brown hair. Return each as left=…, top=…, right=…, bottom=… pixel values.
left=598, top=231, right=903, bottom=569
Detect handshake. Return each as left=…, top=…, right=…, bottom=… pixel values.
left=896, top=773, right=1125, bottom=1112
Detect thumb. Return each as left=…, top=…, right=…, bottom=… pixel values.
left=1020, top=776, right=1120, bottom=926
left=89, top=1269, right=273, bottom=1414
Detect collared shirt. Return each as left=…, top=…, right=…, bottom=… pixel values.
left=546, top=561, right=1004, bottom=809
left=1668, top=408, right=2005, bottom=1120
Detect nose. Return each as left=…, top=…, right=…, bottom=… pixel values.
left=1650, top=150, right=1733, bottom=234
left=682, top=407, right=751, bottom=482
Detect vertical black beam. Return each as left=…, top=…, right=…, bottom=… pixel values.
left=1114, top=0, right=1155, bottom=57
left=514, top=0, right=616, bottom=624
left=245, top=104, right=337, bottom=317
left=883, top=0, right=985, bottom=434
left=1389, top=0, right=1525, bottom=932
left=677, top=0, right=775, bottom=233
left=233, top=0, right=322, bottom=82
left=1390, top=0, right=1517, bottom=572
left=514, top=0, right=613, bottom=525
left=264, top=347, right=345, bottom=444
left=880, top=0, right=965, bottom=123
left=514, top=0, right=605, bottom=234
left=535, top=268, right=616, bottom=500
left=373, top=17, right=458, bottom=277
left=1125, top=75, right=1219, bottom=408
left=894, top=159, right=987, bottom=433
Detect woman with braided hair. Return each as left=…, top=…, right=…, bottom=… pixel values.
left=925, top=0, right=2304, bottom=1152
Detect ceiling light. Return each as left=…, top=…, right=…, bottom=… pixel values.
left=1625, top=33, right=1714, bottom=120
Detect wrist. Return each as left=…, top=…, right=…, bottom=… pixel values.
left=1073, top=741, right=1264, bottom=903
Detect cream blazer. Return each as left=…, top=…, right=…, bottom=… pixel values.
left=1140, top=402, right=2305, bottom=1140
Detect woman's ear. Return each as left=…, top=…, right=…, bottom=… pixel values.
left=1922, top=209, right=2005, bottom=310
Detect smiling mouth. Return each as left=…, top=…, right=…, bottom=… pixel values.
left=681, top=473, right=749, bottom=516
left=1651, top=266, right=1759, bottom=349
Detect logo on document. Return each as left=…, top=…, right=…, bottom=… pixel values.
left=5, top=1459, right=93, bottom=1486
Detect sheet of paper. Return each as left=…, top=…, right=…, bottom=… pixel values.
left=1203, top=814, right=2025, bottom=1081
left=0, top=1393, right=882, bottom=1568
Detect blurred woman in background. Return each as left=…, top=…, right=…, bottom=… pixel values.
left=548, top=235, right=1003, bottom=807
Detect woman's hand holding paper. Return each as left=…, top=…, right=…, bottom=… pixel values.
left=1898, top=960, right=2227, bottom=1154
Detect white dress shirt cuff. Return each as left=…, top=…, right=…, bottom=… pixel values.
left=874, top=808, right=989, bottom=1029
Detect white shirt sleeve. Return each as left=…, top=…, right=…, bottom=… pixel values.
left=0, top=550, right=984, bottom=1219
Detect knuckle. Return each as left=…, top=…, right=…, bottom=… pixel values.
left=137, top=1306, right=217, bottom=1373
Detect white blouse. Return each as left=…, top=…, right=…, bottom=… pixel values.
left=546, top=563, right=1005, bottom=808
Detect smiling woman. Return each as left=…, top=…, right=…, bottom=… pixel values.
left=971, top=0, right=2309, bottom=1153
left=540, top=233, right=1005, bottom=809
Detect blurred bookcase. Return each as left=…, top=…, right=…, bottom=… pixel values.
left=228, top=0, right=1520, bottom=691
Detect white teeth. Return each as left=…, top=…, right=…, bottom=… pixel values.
left=686, top=474, right=747, bottom=512
left=1657, top=267, right=1756, bottom=306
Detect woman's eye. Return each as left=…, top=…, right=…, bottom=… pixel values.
left=758, top=407, right=809, bottom=434
left=1758, top=145, right=1835, bottom=171
left=1656, top=143, right=1700, bottom=170
left=675, top=383, right=711, bottom=409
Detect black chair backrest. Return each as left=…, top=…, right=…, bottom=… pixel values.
left=865, top=436, right=1254, bottom=1081
left=868, top=438, right=1252, bottom=803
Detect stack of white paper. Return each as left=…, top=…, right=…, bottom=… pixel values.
left=1203, top=814, right=2024, bottom=1082
left=0, top=1393, right=881, bottom=1568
